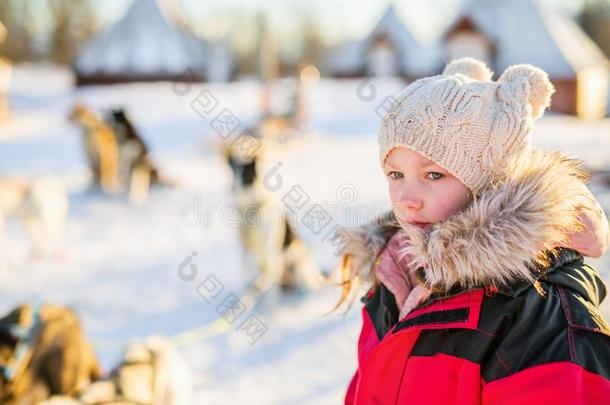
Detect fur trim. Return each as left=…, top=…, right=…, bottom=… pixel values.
left=341, top=149, right=590, bottom=294
left=335, top=211, right=400, bottom=307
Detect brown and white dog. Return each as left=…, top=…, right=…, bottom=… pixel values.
left=0, top=304, right=102, bottom=405
left=69, top=104, right=121, bottom=194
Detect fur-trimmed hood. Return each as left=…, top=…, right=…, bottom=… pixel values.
left=340, top=149, right=609, bottom=296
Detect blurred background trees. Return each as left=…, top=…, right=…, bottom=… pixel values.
left=580, top=0, right=610, bottom=58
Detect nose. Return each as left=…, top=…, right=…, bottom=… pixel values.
left=398, top=185, right=423, bottom=211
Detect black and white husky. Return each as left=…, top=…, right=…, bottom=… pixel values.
left=222, top=139, right=323, bottom=293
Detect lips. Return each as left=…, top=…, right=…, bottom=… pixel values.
left=402, top=219, right=430, bottom=230
left=394, top=212, right=431, bottom=230
left=408, top=221, right=430, bottom=229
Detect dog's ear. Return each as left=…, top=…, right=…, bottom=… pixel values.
left=110, top=107, right=125, bottom=117
left=0, top=306, right=25, bottom=353
left=0, top=327, right=18, bottom=349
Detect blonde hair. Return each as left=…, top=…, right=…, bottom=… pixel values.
left=326, top=213, right=401, bottom=316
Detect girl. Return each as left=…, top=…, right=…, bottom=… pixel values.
left=337, top=58, right=610, bottom=404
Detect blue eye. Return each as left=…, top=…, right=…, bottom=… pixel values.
left=427, top=172, right=443, bottom=180
left=387, top=171, right=403, bottom=180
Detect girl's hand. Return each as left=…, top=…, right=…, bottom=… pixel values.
left=563, top=197, right=609, bottom=258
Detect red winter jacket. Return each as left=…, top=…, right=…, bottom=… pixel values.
left=341, top=151, right=610, bottom=404
left=345, top=249, right=610, bottom=404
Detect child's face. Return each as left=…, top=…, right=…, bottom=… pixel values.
left=384, top=147, right=470, bottom=230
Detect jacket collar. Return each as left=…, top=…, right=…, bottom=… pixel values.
left=421, top=248, right=586, bottom=303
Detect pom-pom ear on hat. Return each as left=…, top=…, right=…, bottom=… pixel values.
left=498, top=64, right=555, bottom=120
left=442, top=57, right=494, bottom=82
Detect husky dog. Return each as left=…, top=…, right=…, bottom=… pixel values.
left=107, top=108, right=166, bottom=205
left=0, top=304, right=102, bottom=405
left=222, top=139, right=323, bottom=293
left=0, top=176, right=68, bottom=271
left=40, top=336, right=192, bottom=405
left=69, top=104, right=121, bottom=193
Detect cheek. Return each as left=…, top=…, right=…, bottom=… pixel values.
left=432, top=183, right=470, bottom=220
left=433, top=200, right=456, bottom=221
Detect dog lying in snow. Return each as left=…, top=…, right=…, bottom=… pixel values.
left=0, top=304, right=102, bottom=405
left=40, top=336, right=192, bottom=405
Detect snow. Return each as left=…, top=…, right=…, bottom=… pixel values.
left=1, top=66, right=610, bottom=404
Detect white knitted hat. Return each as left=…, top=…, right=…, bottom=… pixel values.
left=379, top=57, right=555, bottom=193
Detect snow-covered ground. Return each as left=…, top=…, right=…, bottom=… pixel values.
left=1, top=65, right=609, bottom=404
